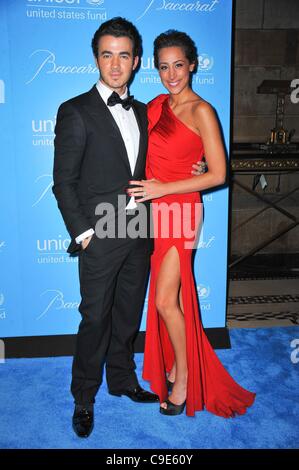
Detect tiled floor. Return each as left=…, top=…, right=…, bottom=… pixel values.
left=227, top=276, right=299, bottom=328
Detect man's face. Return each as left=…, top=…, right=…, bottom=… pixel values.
left=95, top=35, right=139, bottom=94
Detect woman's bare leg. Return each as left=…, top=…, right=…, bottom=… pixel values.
left=155, top=247, right=187, bottom=408
left=168, top=288, right=184, bottom=383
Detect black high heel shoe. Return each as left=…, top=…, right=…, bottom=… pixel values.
left=160, top=398, right=186, bottom=416
left=166, top=379, right=174, bottom=392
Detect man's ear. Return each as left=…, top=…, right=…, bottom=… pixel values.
left=94, top=56, right=99, bottom=69
left=133, top=56, right=139, bottom=71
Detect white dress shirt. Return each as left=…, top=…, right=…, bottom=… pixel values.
left=76, top=80, right=140, bottom=244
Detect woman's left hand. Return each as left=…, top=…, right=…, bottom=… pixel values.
left=127, top=179, right=167, bottom=202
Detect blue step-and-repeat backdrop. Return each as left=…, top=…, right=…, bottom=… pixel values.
left=0, top=0, right=232, bottom=338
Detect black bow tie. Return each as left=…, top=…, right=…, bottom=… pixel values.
left=107, top=91, right=134, bottom=110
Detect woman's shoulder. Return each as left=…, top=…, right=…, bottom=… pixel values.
left=192, top=98, right=218, bottom=132
left=192, top=98, right=215, bottom=117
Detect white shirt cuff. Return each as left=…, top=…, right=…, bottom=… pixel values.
left=75, top=228, right=95, bottom=244
left=76, top=197, right=136, bottom=244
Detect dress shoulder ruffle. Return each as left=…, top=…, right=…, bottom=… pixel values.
left=147, top=94, right=168, bottom=133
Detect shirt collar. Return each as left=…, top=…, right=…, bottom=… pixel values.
left=96, top=80, right=128, bottom=105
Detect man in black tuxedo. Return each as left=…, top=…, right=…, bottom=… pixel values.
left=53, top=17, right=158, bottom=438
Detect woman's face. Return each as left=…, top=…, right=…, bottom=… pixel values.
left=157, top=46, right=195, bottom=95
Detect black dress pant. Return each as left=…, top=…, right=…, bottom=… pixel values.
left=71, top=236, right=150, bottom=405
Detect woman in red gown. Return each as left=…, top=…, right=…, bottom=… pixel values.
left=129, top=31, right=256, bottom=417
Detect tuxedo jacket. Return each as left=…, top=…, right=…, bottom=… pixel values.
left=53, top=85, right=152, bottom=254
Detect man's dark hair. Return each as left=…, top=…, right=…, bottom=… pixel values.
left=92, top=17, right=142, bottom=59
left=153, top=30, right=198, bottom=72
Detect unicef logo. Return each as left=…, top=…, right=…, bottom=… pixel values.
left=197, top=284, right=210, bottom=300
left=198, top=54, right=214, bottom=72
left=0, top=293, right=4, bottom=307
left=86, top=0, right=104, bottom=5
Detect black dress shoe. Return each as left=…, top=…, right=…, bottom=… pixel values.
left=109, top=384, right=159, bottom=403
left=72, top=406, right=94, bottom=438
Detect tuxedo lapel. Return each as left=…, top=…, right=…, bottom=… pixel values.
left=84, top=86, right=132, bottom=175
left=132, top=102, right=147, bottom=178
